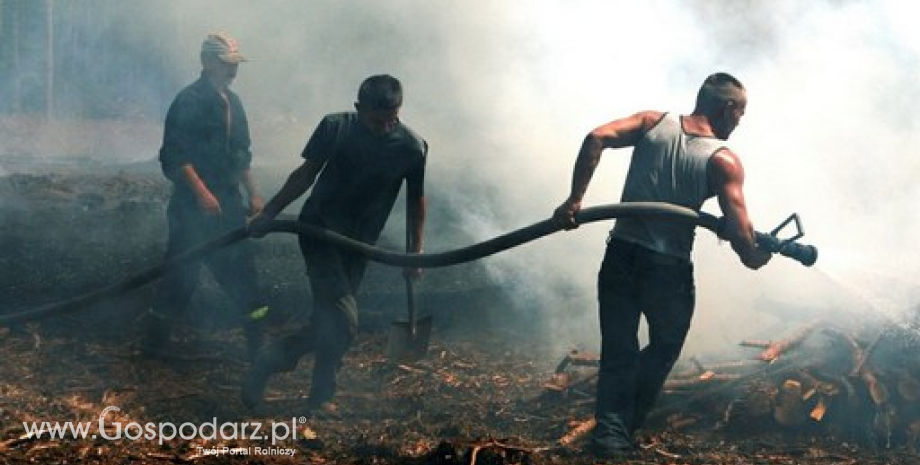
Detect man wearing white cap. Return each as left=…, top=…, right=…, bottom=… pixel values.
left=144, top=32, right=268, bottom=361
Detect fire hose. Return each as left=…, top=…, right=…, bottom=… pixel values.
left=0, top=202, right=817, bottom=326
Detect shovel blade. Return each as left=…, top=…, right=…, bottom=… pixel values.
left=386, top=315, right=433, bottom=362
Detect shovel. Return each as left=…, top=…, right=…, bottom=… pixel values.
left=386, top=275, right=432, bottom=362
left=386, top=216, right=432, bottom=362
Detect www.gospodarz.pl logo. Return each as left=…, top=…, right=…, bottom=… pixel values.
left=23, top=405, right=306, bottom=451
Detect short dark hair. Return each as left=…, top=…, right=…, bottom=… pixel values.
left=695, top=72, right=745, bottom=113
left=357, top=74, right=403, bottom=110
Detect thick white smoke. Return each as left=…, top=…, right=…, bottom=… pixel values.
left=12, top=0, right=919, bottom=360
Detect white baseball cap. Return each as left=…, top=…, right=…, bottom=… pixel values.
left=201, top=32, right=246, bottom=63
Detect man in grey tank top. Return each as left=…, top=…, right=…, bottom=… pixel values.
left=553, top=72, right=772, bottom=458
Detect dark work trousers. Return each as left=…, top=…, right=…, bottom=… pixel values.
left=150, top=188, right=262, bottom=334
left=593, top=237, right=695, bottom=450
left=260, top=236, right=364, bottom=405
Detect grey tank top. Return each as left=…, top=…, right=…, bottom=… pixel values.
left=611, top=113, right=725, bottom=260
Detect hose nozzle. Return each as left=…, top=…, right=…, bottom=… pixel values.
left=755, top=213, right=818, bottom=267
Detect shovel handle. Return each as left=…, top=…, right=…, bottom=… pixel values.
left=405, top=275, right=417, bottom=338
left=405, top=206, right=418, bottom=338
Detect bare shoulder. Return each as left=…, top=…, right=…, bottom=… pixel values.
left=634, top=110, right=666, bottom=131
left=590, top=110, right=665, bottom=148
left=711, top=147, right=743, bottom=167
left=708, top=148, right=745, bottom=183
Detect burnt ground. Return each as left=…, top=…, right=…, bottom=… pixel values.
left=1, top=166, right=919, bottom=464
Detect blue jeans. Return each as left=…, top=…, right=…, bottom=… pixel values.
left=593, top=238, right=695, bottom=449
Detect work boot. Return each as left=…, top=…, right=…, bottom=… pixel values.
left=590, top=415, right=638, bottom=459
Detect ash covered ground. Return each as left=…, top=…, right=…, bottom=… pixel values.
left=1, top=119, right=917, bottom=464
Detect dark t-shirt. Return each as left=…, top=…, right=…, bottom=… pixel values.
left=159, top=75, right=252, bottom=196
left=299, top=112, right=427, bottom=244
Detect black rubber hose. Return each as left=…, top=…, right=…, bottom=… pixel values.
left=272, top=202, right=718, bottom=268
left=0, top=202, right=757, bottom=325
left=1, top=228, right=249, bottom=326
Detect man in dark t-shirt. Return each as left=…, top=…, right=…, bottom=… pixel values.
left=243, top=75, right=427, bottom=411
left=145, top=32, right=269, bottom=362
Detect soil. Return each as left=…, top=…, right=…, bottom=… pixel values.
left=1, top=118, right=917, bottom=464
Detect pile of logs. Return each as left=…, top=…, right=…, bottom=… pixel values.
left=547, top=315, right=920, bottom=451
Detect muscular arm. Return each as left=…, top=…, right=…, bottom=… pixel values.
left=709, top=149, right=771, bottom=269
left=261, top=159, right=323, bottom=218
left=553, top=111, right=663, bottom=228
left=248, top=158, right=323, bottom=238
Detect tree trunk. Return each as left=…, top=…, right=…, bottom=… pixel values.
left=44, top=0, right=53, bottom=118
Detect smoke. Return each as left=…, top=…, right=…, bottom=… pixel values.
left=6, top=0, right=919, bottom=361
left=719, top=1, right=920, bottom=338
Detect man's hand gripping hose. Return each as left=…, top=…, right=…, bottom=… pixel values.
left=0, top=202, right=817, bottom=325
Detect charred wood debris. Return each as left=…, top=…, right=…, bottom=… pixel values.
left=548, top=310, right=920, bottom=454
left=3, top=307, right=920, bottom=464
